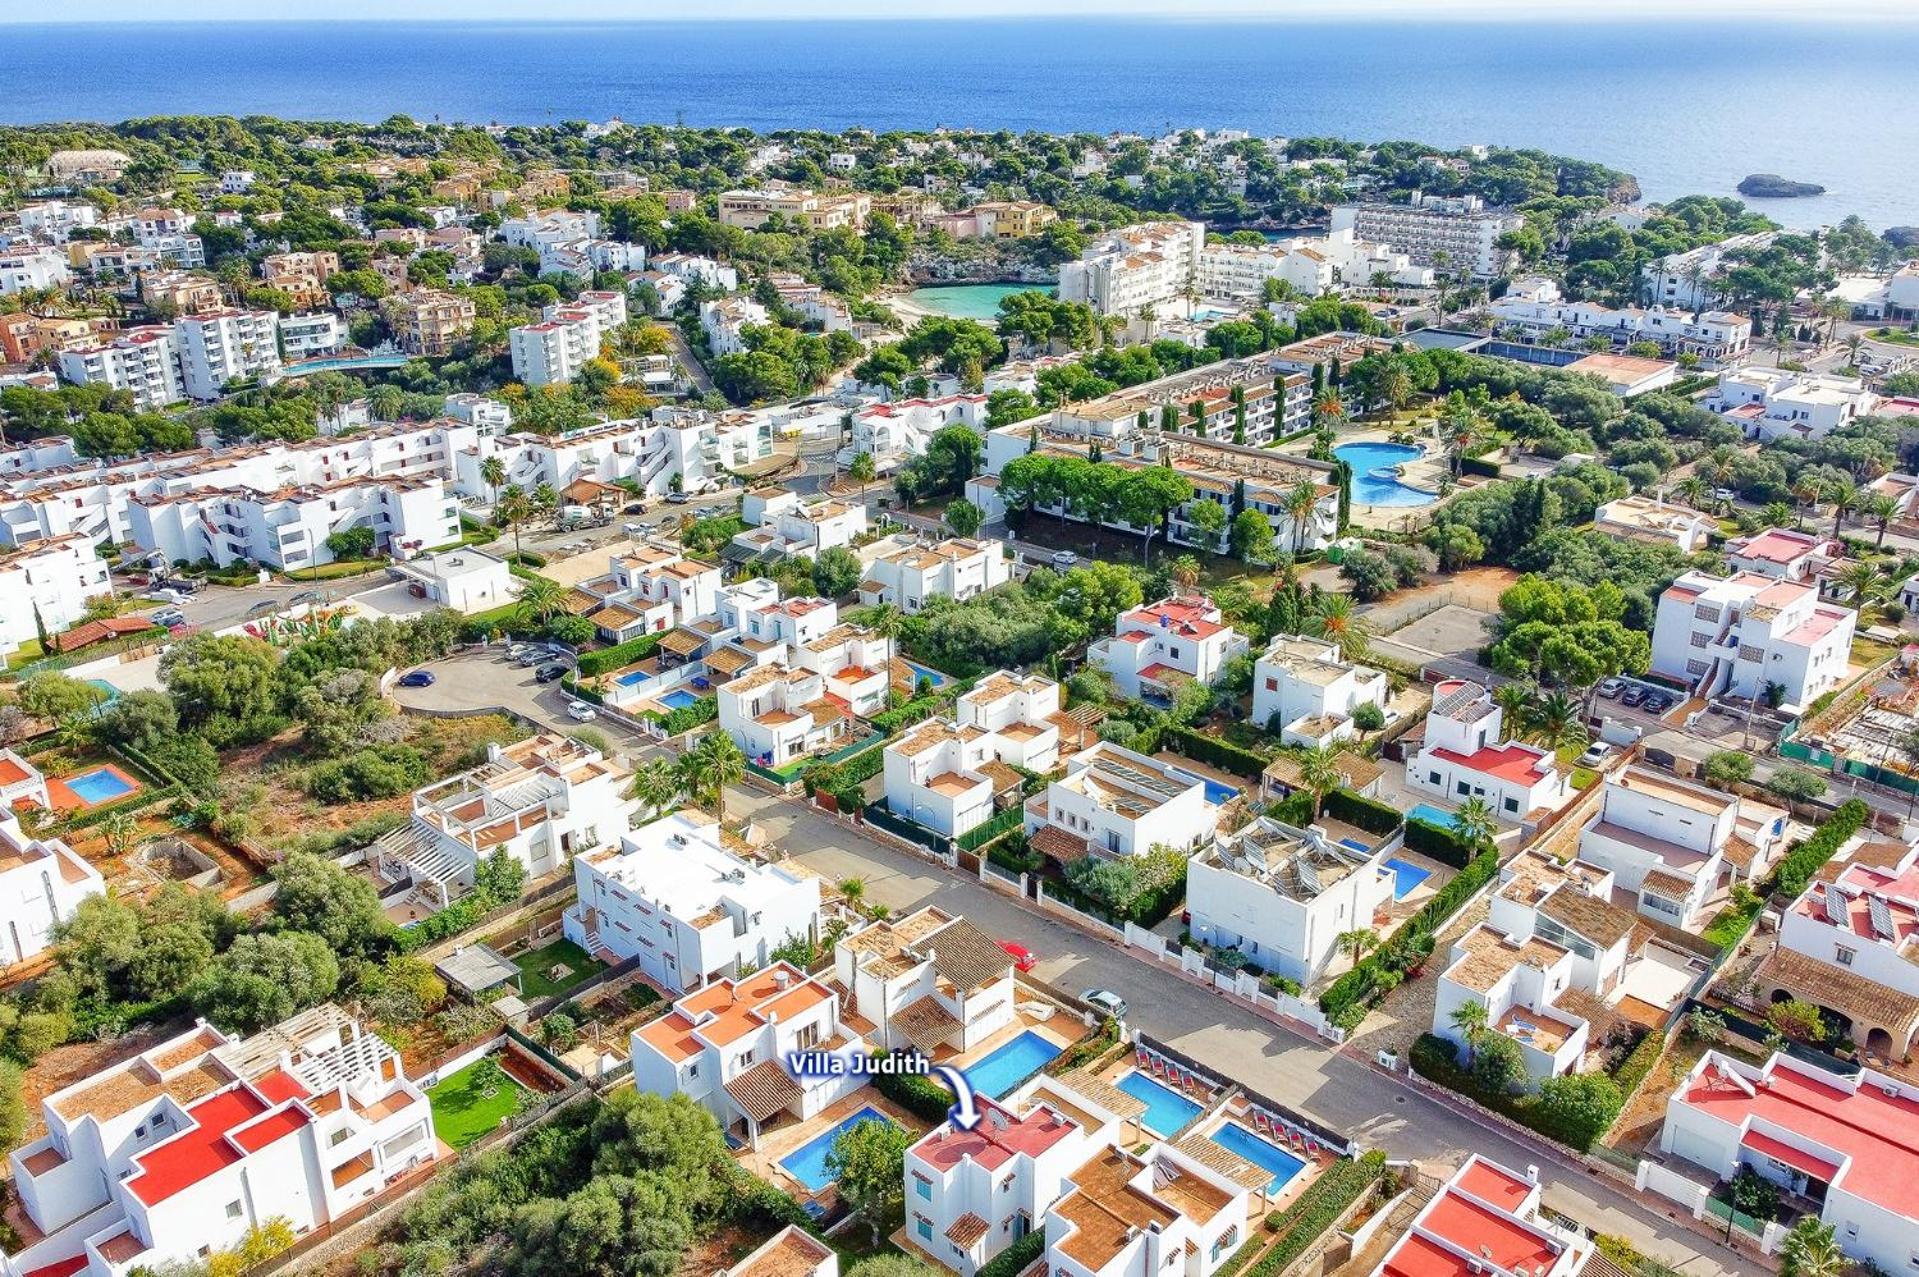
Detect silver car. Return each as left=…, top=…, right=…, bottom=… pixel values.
left=1081, top=988, right=1128, bottom=1019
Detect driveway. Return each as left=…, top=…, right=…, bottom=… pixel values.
left=737, top=788, right=1751, bottom=1277
left=389, top=648, right=663, bottom=758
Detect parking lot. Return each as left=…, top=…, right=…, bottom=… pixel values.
left=389, top=648, right=661, bottom=755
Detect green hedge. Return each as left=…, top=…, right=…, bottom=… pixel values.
left=1459, top=455, right=1502, bottom=479
left=652, top=696, right=718, bottom=737
left=1610, top=1026, right=1667, bottom=1102
left=869, top=692, right=946, bottom=735
left=979, top=1231, right=1045, bottom=1277
left=1046, top=870, right=1185, bottom=928
left=871, top=1051, right=954, bottom=1122
left=1409, top=1034, right=1623, bottom=1151
left=1320, top=849, right=1497, bottom=1021
left=577, top=631, right=665, bottom=677
left=1322, top=788, right=1402, bottom=836
left=1770, top=799, right=1869, bottom=900
left=804, top=741, right=887, bottom=810
left=987, top=831, right=1042, bottom=875
left=958, top=805, right=1025, bottom=852
left=1248, top=1152, right=1388, bottom=1276
left=1163, top=725, right=1269, bottom=780
left=1404, top=816, right=1477, bottom=869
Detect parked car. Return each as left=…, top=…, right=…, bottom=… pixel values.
left=1620, top=685, right=1648, bottom=708
left=1081, top=988, right=1128, bottom=1019
left=998, top=941, right=1037, bottom=973
left=150, top=607, right=185, bottom=628
left=156, top=577, right=203, bottom=595
left=397, top=670, right=436, bottom=688
left=535, top=662, right=570, bottom=683
left=566, top=700, right=597, bottom=722
left=1643, top=693, right=1674, bottom=714
left=290, top=589, right=328, bottom=605
left=668, top=491, right=692, bottom=504
left=1576, top=741, right=1614, bottom=768
left=516, top=649, right=549, bottom=667
left=1051, top=549, right=1079, bottom=568
left=1596, top=678, right=1625, bottom=700
left=143, top=588, right=185, bottom=605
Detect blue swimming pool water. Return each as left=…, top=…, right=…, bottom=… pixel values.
left=1339, top=838, right=1372, bottom=853
left=779, top=1106, right=896, bottom=1193
left=901, top=661, right=949, bottom=691
left=1209, top=1122, right=1307, bottom=1192
left=64, top=767, right=136, bottom=806
left=1201, top=779, right=1237, bottom=805
left=964, top=1030, right=1062, bottom=1098
left=1407, top=803, right=1462, bottom=832
left=659, top=689, right=703, bottom=711
left=1115, top=1070, right=1204, bottom=1136
left=1334, top=442, right=1439, bottom=508
left=1384, top=857, right=1432, bottom=900
left=615, top=668, right=653, bottom=687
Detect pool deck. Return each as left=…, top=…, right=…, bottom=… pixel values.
left=45, top=763, right=143, bottom=813
left=942, top=1008, right=1080, bottom=1076
left=739, top=1086, right=928, bottom=1204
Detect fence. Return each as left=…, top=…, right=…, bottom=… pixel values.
left=862, top=801, right=953, bottom=854
left=1036, top=881, right=1126, bottom=939
left=1121, top=923, right=1340, bottom=1042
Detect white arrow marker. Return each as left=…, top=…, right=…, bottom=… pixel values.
left=932, top=1065, right=981, bottom=1131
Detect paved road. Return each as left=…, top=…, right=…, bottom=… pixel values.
left=390, top=648, right=666, bottom=758
left=738, top=789, right=1752, bottom=1277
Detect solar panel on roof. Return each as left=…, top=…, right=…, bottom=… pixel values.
left=1870, top=893, right=1896, bottom=941
left=1823, top=884, right=1850, bottom=927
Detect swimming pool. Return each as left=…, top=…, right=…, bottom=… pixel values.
left=964, top=1030, right=1062, bottom=1098
left=615, top=668, right=653, bottom=687
left=1172, top=767, right=1237, bottom=806
left=1383, top=857, right=1432, bottom=900
left=1115, top=1070, right=1204, bottom=1136
left=659, top=689, right=704, bottom=711
left=1407, top=803, right=1462, bottom=832
left=1333, top=442, right=1440, bottom=508
left=779, top=1106, right=897, bottom=1193
left=63, top=767, right=137, bottom=806
left=1209, top=1122, right=1307, bottom=1192
left=901, top=661, right=949, bottom=691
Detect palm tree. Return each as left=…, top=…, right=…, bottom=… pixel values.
left=516, top=574, right=568, bottom=626
left=1827, top=479, right=1860, bottom=539
left=849, top=451, right=877, bottom=506
left=838, top=877, right=867, bottom=909
left=479, top=455, right=507, bottom=506
left=496, top=484, right=533, bottom=559
left=368, top=383, right=406, bottom=421
left=1525, top=691, right=1588, bottom=753
left=532, top=481, right=560, bottom=526
left=1762, top=500, right=1796, bottom=531
left=1437, top=400, right=1482, bottom=477
left=1336, top=927, right=1378, bottom=969
left=1493, top=681, right=1534, bottom=729
left=1284, top=481, right=1318, bottom=555
left=1864, top=491, right=1900, bottom=549
left=100, top=810, right=139, bottom=858
left=1297, top=743, right=1343, bottom=819
left=1452, top=796, right=1498, bottom=850
left=1837, top=560, right=1886, bottom=611
left=1168, top=554, right=1201, bottom=592
left=1793, top=475, right=1826, bottom=522
left=1778, top=1217, right=1846, bottom=1277
left=630, top=757, right=683, bottom=818
left=1449, top=1000, right=1490, bottom=1066
left=1307, top=595, right=1371, bottom=661
left=1674, top=476, right=1708, bottom=510
left=694, top=728, right=747, bottom=828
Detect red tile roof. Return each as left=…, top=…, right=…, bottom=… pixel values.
left=1430, top=743, right=1551, bottom=786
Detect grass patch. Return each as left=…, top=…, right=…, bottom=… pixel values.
left=285, top=558, right=385, bottom=582
left=510, top=938, right=605, bottom=999
left=1571, top=766, right=1598, bottom=791
left=1852, top=634, right=1899, bottom=667
left=428, top=1057, right=524, bottom=1148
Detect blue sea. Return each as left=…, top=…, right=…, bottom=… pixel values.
left=3, top=19, right=1916, bottom=228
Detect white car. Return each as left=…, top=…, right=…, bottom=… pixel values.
left=565, top=700, right=597, bottom=722
left=1051, top=549, right=1079, bottom=568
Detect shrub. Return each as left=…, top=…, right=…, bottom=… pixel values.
left=1770, top=799, right=1869, bottom=900
left=302, top=744, right=431, bottom=802
left=1321, top=788, right=1402, bottom=836
left=1163, top=725, right=1269, bottom=779
left=870, top=1052, right=954, bottom=1122
left=1403, top=816, right=1476, bottom=869
left=576, top=632, right=665, bottom=677
left=1320, top=850, right=1497, bottom=1019
left=1249, top=1152, right=1388, bottom=1275
left=978, top=1232, right=1045, bottom=1277
left=869, top=693, right=945, bottom=736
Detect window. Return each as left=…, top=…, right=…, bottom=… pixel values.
left=916, top=1218, right=934, bottom=1243
left=1264, top=677, right=1278, bottom=692
left=1503, top=797, right=1519, bottom=814
left=1428, top=771, right=1441, bottom=786
left=1690, top=632, right=1711, bottom=649
left=1687, top=658, right=1710, bottom=676
left=914, top=1174, right=932, bottom=1201
left=686, top=1062, right=698, bottom=1079
left=1836, top=946, right=1857, bottom=967
left=330, top=1128, right=351, bottom=1147
left=226, top=1201, right=243, bottom=1219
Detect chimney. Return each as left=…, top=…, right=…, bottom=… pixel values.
left=1526, top=1164, right=1539, bottom=1185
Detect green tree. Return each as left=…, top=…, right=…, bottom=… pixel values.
left=480, top=454, right=507, bottom=503
left=191, top=931, right=341, bottom=1033
left=271, top=850, right=394, bottom=957
left=496, top=483, right=535, bottom=559
left=1704, top=751, right=1755, bottom=789
left=1533, top=1073, right=1623, bottom=1150
left=517, top=574, right=569, bottom=626
left=812, top=546, right=863, bottom=598
left=1297, top=744, right=1343, bottom=819
left=1336, top=927, right=1378, bottom=968
left=1185, top=497, right=1228, bottom=553
left=849, top=451, right=878, bottom=504
left=1778, top=1217, right=1846, bottom=1277
left=825, top=1117, right=912, bottom=1244
left=944, top=498, right=984, bottom=538
left=1452, top=797, right=1498, bottom=849
left=1229, top=508, right=1276, bottom=565
left=159, top=633, right=280, bottom=728
left=1471, top=1032, right=1526, bottom=1094
left=18, top=672, right=109, bottom=723
left=1449, top=1000, right=1490, bottom=1065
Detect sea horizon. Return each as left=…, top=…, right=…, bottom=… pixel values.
left=3, top=17, right=1915, bottom=229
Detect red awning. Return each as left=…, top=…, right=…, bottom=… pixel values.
left=1742, top=1129, right=1839, bottom=1181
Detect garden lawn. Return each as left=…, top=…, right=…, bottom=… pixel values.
left=511, top=938, right=605, bottom=999
left=428, top=1058, right=525, bottom=1148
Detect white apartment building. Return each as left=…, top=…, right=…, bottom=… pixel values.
left=1711, top=367, right=1878, bottom=442
left=567, top=808, right=820, bottom=993
left=849, top=394, right=987, bottom=473
left=512, top=288, right=628, bottom=384
left=17, top=201, right=99, bottom=244
left=277, top=312, right=346, bottom=360
left=1025, top=742, right=1219, bottom=866
left=700, top=296, right=770, bottom=355
left=1058, top=221, right=1206, bottom=317
left=174, top=311, right=281, bottom=400
left=389, top=547, right=516, bottom=614
left=1650, top=569, right=1856, bottom=709
left=1724, top=526, right=1834, bottom=581
left=859, top=537, right=1011, bottom=613
left=1655, top=1050, right=1919, bottom=1276
left=717, top=663, right=853, bottom=769
left=537, top=237, right=643, bottom=278
left=1432, top=851, right=1643, bottom=1084
left=1196, top=227, right=1430, bottom=305
left=833, top=906, right=1016, bottom=1055
left=1593, top=495, right=1714, bottom=553
left=1187, top=817, right=1394, bottom=986
left=1404, top=679, right=1571, bottom=823
left=598, top=541, right=725, bottom=629
left=1760, top=834, right=1919, bottom=1059
left=219, top=170, right=256, bottom=194
left=0, top=534, right=114, bottom=658
left=2, top=1008, right=436, bottom=1277
left=630, top=960, right=865, bottom=1149
left=1641, top=233, right=1775, bottom=311
left=1488, top=282, right=1751, bottom=365
left=374, top=734, right=634, bottom=907
left=1090, top=596, right=1249, bottom=703
left=0, top=248, right=74, bottom=295
left=498, top=209, right=602, bottom=249
left=0, top=800, right=103, bottom=969
left=1251, top=634, right=1391, bottom=748
left=731, top=488, right=868, bottom=562
left=127, top=474, right=458, bottom=571
left=1329, top=194, right=1524, bottom=279
left=56, top=327, right=184, bottom=411
left=132, top=208, right=191, bottom=244
left=1577, top=767, right=1786, bottom=929
left=885, top=671, right=1062, bottom=838
left=1367, top=1156, right=1594, bottom=1277
left=651, top=252, right=740, bottom=292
